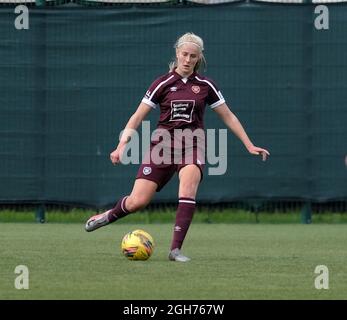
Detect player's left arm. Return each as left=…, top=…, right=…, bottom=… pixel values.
left=213, top=103, right=270, bottom=161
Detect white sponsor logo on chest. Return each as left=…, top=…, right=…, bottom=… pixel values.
left=170, top=100, right=195, bottom=123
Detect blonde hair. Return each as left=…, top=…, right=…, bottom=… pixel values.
left=169, top=32, right=206, bottom=73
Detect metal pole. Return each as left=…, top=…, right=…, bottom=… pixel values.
left=36, top=204, right=46, bottom=223
left=35, top=0, right=46, bottom=6
left=301, top=202, right=312, bottom=224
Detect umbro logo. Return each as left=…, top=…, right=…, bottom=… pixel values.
left=170, top=87, right=177, bottom=92
left=174, top=226, right=182, bottom=232
left=145, top=90, right=151, bottom=99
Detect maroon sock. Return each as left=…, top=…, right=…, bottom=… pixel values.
left=170, top=197, right=196, bottom=250
left=107, top=196, right=131, bottom=223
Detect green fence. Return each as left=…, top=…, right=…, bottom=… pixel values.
left=0, top=3, right=346, bottom=208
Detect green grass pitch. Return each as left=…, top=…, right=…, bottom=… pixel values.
left=0, top=222, right=346, bottom=300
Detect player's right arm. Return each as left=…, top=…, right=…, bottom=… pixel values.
left=110, top=102, right=152, bottom=164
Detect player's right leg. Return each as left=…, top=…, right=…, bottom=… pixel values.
left=168, top=164, right=202, bottom=262
left=85, top=179, right=157, bottom=232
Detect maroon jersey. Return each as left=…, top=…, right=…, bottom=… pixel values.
left=142, top=69, right=225, bottom=132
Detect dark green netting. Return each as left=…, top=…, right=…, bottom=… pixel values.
left=0, top=4, right=346, bottom=207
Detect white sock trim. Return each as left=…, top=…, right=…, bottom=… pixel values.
left=121, top=196, right=129, bottom=213
left=179, top=199, right=196, bottom=204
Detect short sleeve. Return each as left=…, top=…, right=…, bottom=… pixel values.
left=205, top=79, right=226, bottom=109
left=141, top=78, right=165, bottom=109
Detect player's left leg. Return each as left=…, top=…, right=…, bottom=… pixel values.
left=85, top=179, right=157, bottom=232
left=169, top=164, right=201, bottom=262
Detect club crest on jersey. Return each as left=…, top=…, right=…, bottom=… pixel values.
left=191, top=85, right=200, bottom=94
left=143, top=166, right=152, bottom=175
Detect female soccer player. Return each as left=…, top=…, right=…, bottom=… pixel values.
left=85, top=32, right=270, bottom=262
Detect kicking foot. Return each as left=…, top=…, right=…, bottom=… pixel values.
left=85, top=210, right=111, bottom=232
left=168, top=248, right=191, bottom=262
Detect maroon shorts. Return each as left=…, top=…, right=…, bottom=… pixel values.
left=136, top=145, right=205, bottom=192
